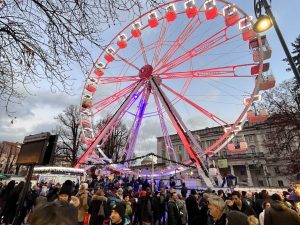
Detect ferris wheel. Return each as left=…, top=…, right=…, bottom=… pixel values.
left=76, top=0, right=275, bottom=186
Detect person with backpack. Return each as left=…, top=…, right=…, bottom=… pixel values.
left=88, top=189, right=108, bottom=225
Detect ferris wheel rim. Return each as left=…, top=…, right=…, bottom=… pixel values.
left=78, top=0, right=269, bottom=174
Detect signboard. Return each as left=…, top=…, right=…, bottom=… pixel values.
left=218, top=159, right=228, bottom=168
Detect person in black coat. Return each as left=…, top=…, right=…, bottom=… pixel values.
left=152, top=191, right=161, bottom=225
left=1, top=181, right=25, bottom=225
left=0, top=180, right=15, bottom=211
left=185, top=189, right=200, bottom=225
left=181, top=183, right=188, bottom=199
left=167, top=192, right=181, bottom=225
left=88, top=189, right=108, bottom=225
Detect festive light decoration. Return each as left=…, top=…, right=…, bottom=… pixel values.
left=34, top=167, right=85, bottom=176
left=79, top=152, right=197, bottom=169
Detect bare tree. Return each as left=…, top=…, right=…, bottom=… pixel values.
left=54, top=104, right=81, bottom=166
left=0, top=0, right=163, bottom=112
left=260, top=78, right=300, bottom=174
left=96, top=117, right=129, bottom=162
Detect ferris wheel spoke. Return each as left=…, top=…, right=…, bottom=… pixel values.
left=75, top=81, right=144, bottom=168
left=96, top=90, right=141, bottom=159
left=154, top=17, right=201, bottom=69
left=153, top=90, right=177, bottom=163
left=93, top=81, right=139, bottom=115
left=150, top=78, right=209, bottom=176
left=114, top=53, right=140, bottom=71
left=155, top=27, right=240, bottom=74
left=125, top=87, right=151, bottom=161
left=157, top=64, right=256, bottom=80
left=151, top=20, right=169, bottom=66
left=160, top=82, right=229, bottom=127
left=98, top=75, right=140, bottom=84
left=138, top=37, right=149, bottom=65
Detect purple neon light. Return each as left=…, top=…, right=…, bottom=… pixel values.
left=153, top=90, right=177, bottom=164
left=126, top=87, right=151, bottom=162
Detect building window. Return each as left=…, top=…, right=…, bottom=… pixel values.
left=250, top=145, right=256, bottom=154
left=245, top=134, right=255, bottom=143
left=240, top=167, right=246, bottom=175
left=274, top=167, right=280, bottom=174
left=178, top=153, right=183, bottom=162
left=178, top=145, right=183, bottom=152
left=265, top=133, right=272, bottom=140
left=278, top=180, right=284, bottom=187
left=258, top=180, right=264, bottom=186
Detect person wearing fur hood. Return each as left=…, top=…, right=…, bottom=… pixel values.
left=76, top=183, right=90, bottom=225
left=56, top=180, right=80, bottom=225
left=88, top=189, right=108, bottom=225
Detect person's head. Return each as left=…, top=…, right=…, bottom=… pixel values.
left=247, top=215, right=259, bottom=225
left=271, top=193, right=282, bottom=201
left=117, top=188, right=123, bottom=196
left=146, top=187, right=152, bottom=195
left=191, top=189, right=197, bottom=196
left=217, top=189, right=225, bottom=198
left=231, top=191, right=242, bottom=206
left=6, top=180, right=16, bottom=190
left=30, top=201, right=74, bottom=225
left=262, top=201, right=271, bottom=209
left=124, top=194, right=130, bottom=202
left=178, top=193, right=183, bottom=200
left=110, top=203, right=125, bottom=224
left=208, top=195, right=226, bottom=221
left=171, top=192, right=178, bottom=201
left=246, top=192, right=253, bottom=199
left=295, top=187, right=300, bottom=197
left=260, top=190, right=269, bottom=199
left=58, top=183, right=73, bottom=202
left=140, top=190, right=147, bottom=197
left=80, top=183, right=88, bottom=191
left=226, top=211, right=248, bottom=225
left=95, top=189, right=105, bottom=196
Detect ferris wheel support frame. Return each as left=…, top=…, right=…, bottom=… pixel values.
left=75, top=81, right=144, bottom=168
left=150, top=77, right=214, bottom=187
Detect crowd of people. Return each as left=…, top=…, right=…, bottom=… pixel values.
left=0, top=175, right=299, bottom=225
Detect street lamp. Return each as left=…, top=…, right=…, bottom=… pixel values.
left=253, top=0, right=300, bottom=85
left=253, top=15, right=272, bottom=33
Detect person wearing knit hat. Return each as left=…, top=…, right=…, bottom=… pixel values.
left=226, top=211, right=248, bottom=225
left=58, top=181, right=74, bottom=202
left=110, top=202, right=130, bottom=225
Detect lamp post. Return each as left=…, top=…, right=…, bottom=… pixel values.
left=253, top=0, right=300, bottom=85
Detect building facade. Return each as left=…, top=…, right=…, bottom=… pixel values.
left=157, top=121, right=297, bottom=187
left=0, top=141, right=21, bottom=174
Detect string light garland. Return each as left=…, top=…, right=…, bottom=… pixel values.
left=79, top=153, right=197, bottom=169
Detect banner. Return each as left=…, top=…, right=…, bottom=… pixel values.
left=218, top=159, right=228, bottom=168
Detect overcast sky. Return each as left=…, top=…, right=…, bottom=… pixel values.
left=1, top=0, right=300, bottom=159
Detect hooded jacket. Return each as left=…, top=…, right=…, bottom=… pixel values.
left=264, top=200, right=300, bottom=225
left=76, top=189, right=89, bottom=222
left=88, top=195, right=108, bottom=225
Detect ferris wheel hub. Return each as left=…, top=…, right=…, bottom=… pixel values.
left=139, top=64, right=153, bottom=79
